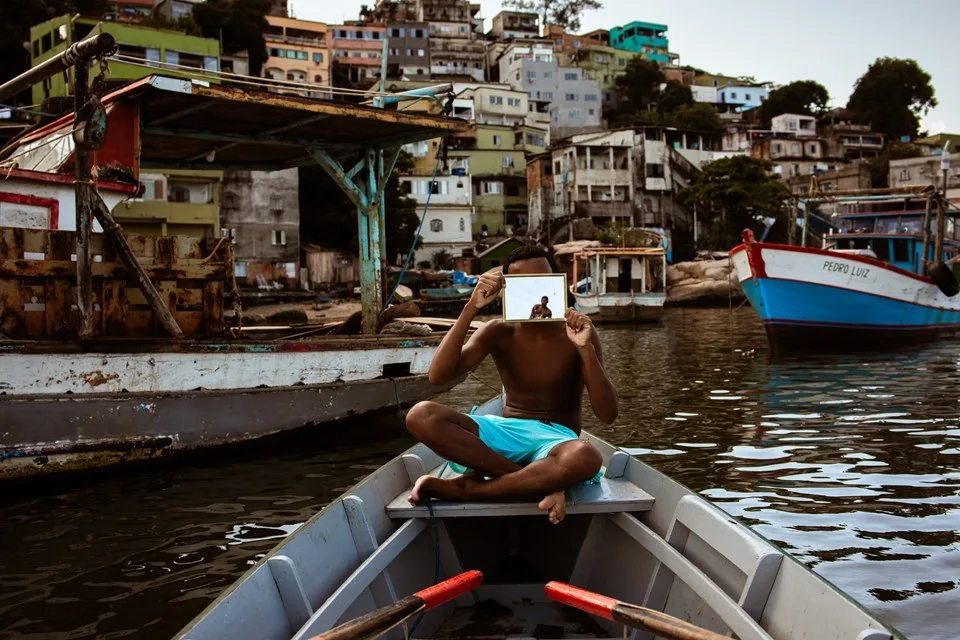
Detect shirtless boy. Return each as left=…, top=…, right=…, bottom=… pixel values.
left=405, top=245, right=618, bottom=523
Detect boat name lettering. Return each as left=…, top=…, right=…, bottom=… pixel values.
left=822, top=260, right=870, bottom=278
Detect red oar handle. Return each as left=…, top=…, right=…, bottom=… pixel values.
left=545, top=581, right=728, bottom=640
left=310, top=571, right=484, bottom=640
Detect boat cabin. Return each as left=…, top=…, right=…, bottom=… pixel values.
left=823, top=196, right=960, bottom=275
left=573, top=249, right=666, bottom=296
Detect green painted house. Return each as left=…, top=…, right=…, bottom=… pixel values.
left=30, top=15, right=221, bottom=106
left=448, top=123, right=547, bottom=236
left=476, top=237, right=528, bottom=273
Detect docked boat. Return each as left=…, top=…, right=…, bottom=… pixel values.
left=571, top=247, right=667, bottom=323
left=0, top=56, right=468, bottom=478
left=732, top=191, right=960, bottom=348
left=175, top=394, right=900, bottom=640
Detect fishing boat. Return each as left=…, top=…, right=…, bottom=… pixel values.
left=0, top=42, right=469, bottom=478
left=571, top=247, right=667, bottom=323
left=174, top=394, right=900, bottom=640
left=731, top=190, right=960, bottom=348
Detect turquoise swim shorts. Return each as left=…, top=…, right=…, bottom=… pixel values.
left=447, top=413, right=603, bottom=485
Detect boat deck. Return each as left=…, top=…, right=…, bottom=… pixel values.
left=386, top=451, right=655, bottom=519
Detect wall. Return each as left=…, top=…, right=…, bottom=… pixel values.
left=771, top=113, right=817, bottom=136
left=221, top=169, right=300, bottom=285
left=717, top=85, right=768, bottom=112
left=691, top=85, right=717, bottom=104
left=305, top=249, right=359, bottom=286
left=115, top=169, right=221, bottom=237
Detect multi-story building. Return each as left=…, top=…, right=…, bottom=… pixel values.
left=30, top=15, right=221, bottom=106
left=717, top=84, right=768, bottom=113
left=569, top=44, right=638, bottom=109
left=499, top=43, right=602, bottom=136
left=914, top=133, right=960, bottom=156
left=115, top=170, right=222, bottom=237
left=545, top=24, right=605, bottom=59
left=772, top=113, right=817, bottom=137
left=220, top=170, right=301, bottom=288
left=419, top=0, right=484, bottom=81
left=454, top=83, right=529, bottom=126
left=820, top=123, right=885, bottom=161
left=750, top=116, right=839, bottom=179
left=263, top=16, right=330, bottom=90
left=788, top=163, right=871, bottom=195
left=490, top=10, right=540, bottom=40
left=526, top=152, right=555, bottom=236
left=155, top=0, right=205, bottom=21
left=447, top=123, right=546, bottom=235
left=385, top=22, right=431, bottom=79
left=609, top=21, right=670, bottom=63
left=399, top=175, right=474, bottom=265
left=890, top=152, right=960, bottom=201
left=329, top=22, right=386, bottom=86
left=104, top=0, right=156, bottom=24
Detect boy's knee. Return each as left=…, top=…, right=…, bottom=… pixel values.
left=405, top=401, right=441, bottom=438
left=559, top=440, right=602, bottom=479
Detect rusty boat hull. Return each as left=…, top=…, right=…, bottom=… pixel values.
left=0, top=335, right=460, bottom=480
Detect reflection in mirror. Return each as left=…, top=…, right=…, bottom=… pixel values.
left=502, top=274, right=567, bottom=322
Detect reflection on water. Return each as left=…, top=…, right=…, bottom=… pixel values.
left=2, top=308, right=959, bottom=639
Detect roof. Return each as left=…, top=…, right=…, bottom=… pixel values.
left=7, top=75, right=468, bottom=172
left=476, top=236, right=528, bottom=258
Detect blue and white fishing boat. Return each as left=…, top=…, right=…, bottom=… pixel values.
left=732, top=192, right=960, bottom=348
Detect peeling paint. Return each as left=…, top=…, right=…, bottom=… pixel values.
left=81, top=370, right=121, bottom=387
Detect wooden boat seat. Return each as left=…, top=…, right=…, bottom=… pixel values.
left=386, top=450, right=654, bottom=518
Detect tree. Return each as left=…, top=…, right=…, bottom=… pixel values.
left=666, top=103, right=723, bottom=133
left=611, top=57, right=663, bottom=121
left=847, top=57, right=937, bottom=141
left=0, top=0, right=106, bottom=96
left=299, top=151, right=421, bottom=265
left=656, top=80, right=693, bottom=114
left=501, top=0, right=602, bottom=34
left=678, top=156, right=791, bottom=250
left=758, top=80, right=829, bottom=127
left=193, top=0, right=271, bottom=77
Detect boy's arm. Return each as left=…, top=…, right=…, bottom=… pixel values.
left=428, top=273, right=503, bottom=385
left=564, top=309, right=618, bottom=424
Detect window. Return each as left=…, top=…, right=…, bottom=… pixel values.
left=790, top=143, right=800, bottom=155
left=459, top=217, right=465, bottom=232
left=272, top=230, right=287, bottom=246
left=269, top=48, right=282, bottom=58
left=429, top=218, right=443, bottom=232
left=489, top=95, right=503, bottom=105
left=503, top=156, right=515, bottom=168
left=414, top=29, right=425, bottom=38
left=565, top=93, right=577, bottom=101
left=146, top=48, right=161, bottom=66
left=483, top=181, right=502, bottom=194
left=418, top=48, right=425, bottom=56
left=543, top=71, right=553, bottom=78
left=618, top=58, right=626, bottom=66
left=493, top=134, right=503, bottom=146
left=788, top=120, right=798, bottom=130
left=389, top=28, right=403, bottom=37
left=872, top=239, right=891, bottom=261
left=542, top=91, right=553, bottom=100
left=220, top=227, right=236, bottom=239
left=270, top=195, right=284, bottom=213
left=584, top=94, right=598, bottom=102
left=165, top=51, right=180, bottom=66
left=286, top=50, right=296, bottom=59
left=314, top=74, right=323, bottom=82
left=564, top=72, right=578, bottom=80
left=568, top=109, right=580, bottom=119
left=507, top=97, right=521, bottom=107
left=892, top=239, right=910, bottom=262
left=772, top=142, right=782, bottom=153
left=808, top=144, right=817, bottom=154
left=296, top=51, right=308, bottom=60
left=588, top=109, right=595, bottom=116
left=338, top=30, right=348, bottom=38
left=646, top=163, right=665, bottom=178
left=791, top=163, right=800, bottom=176
left=745, top=93, right=751, bottom=101
left=171, top=186, right=190, bottom=202
left=506, top=184, right=520, bottom=196
left=235, top=263, right=248, bottom=278
left=730, top=91, right=737, bottom=99
left=373, top=31, right=381, bottom=39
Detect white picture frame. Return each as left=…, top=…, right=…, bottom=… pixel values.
left=502, top=273, right=567, bottom=323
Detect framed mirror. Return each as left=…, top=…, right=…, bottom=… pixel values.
left=502, top=273, right=567, bottom=322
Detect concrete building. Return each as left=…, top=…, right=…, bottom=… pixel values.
left=914, top=133, right=960, bottom=156
left=104, top=0, right=156, bottom=24
left=385, top=22, right=431, bottom=79
left=752, top=134, right=837, bottom=179
left=609, top=21, right=670, bottom=63
left=220, top=170, right=301, bottom=288
left=526, top=152, right=555, bottom=236
left=568, top=43, right=638, bottom=109
left=820, top=123, right=885, bottom=161
left=455, top=84, right=529, bottom=126
left=550, top=129, right=635, bottom=228
left=788, top=163, right=871, bottom=195
left=29, top=15, right=220, bottom=106
left=399, top=175, right=474, bottom=265
left=717, top=84, right=768, bottom=113
left=771, top=113, right=817, bottom=137
left=115, top=169, right=221, bottom=237
left=263, top=16, right=330, bottom=91
left=890, top=152, right=960, bottom=201
left=418, top=0, right=485, bottom=81
left=155, top=0, right=204, bottom=21
left=329, top=22, right=386, bottom=86
left=490, top=10, right=540, bottom=40
left=500, top=43, right=602, bottom=137
left=545, top=24, right=605, bottom=59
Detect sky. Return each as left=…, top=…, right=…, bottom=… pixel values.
left=292, top=0, right=959, bottom=135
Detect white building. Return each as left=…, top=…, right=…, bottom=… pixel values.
left=771, top=113, right=817, bottom=137
left=399, top=175, right=475, bottom=266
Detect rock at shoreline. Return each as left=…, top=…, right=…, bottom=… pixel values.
left=666, top=259, right=744, bottom=307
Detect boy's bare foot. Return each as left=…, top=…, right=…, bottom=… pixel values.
left=538, top=491, right=567, bottom=524
left=408, top=474, right=480, bottom=504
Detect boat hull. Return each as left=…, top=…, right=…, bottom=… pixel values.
left=574, top=293, right=665, bottom=324
left=0, top=336, right=456, bottom=479
left=731, top=241, right=960, bottom=349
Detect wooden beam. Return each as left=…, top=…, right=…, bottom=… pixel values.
left=92, top=193, right=184, bottom=338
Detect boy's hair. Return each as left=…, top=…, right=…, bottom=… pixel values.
left=502, top=244, right=552, bottom=274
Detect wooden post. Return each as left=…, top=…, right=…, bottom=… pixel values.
left=934, top=196, right=946, bottom=264
left=74, top=59, right=94, bottom=339
left=800, top=202, right=810, bottom=248
left=93, top=193, right=183, bottom=337
left=788, top=196, right=798, bottom=246
left=919, top=196, right=933, bottom=274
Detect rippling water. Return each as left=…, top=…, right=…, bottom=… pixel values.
left=2, top=308, right=959, bottom=639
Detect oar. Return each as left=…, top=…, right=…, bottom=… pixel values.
left=545, top=581, right=729, bottom=640
left=310, top=570, right=483, bottom=640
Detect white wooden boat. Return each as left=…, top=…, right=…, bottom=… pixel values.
left=174, top=395, right=900, bottom=640
left=571, top=248, right=666, bottom=323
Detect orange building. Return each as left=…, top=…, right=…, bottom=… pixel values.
left=263, top=16, right=330, bottom=90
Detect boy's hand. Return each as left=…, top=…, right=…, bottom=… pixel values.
left=469, top=273, right=505, bottom=311
left=564, top=308, right=595, bottom=350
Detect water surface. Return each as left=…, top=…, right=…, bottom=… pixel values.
left=2, top=308, right=959, bottom=639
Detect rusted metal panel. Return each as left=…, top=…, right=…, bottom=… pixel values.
left=202, top=280, right=224, bottom=333
left=101, top=280, right=125, bottom=335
